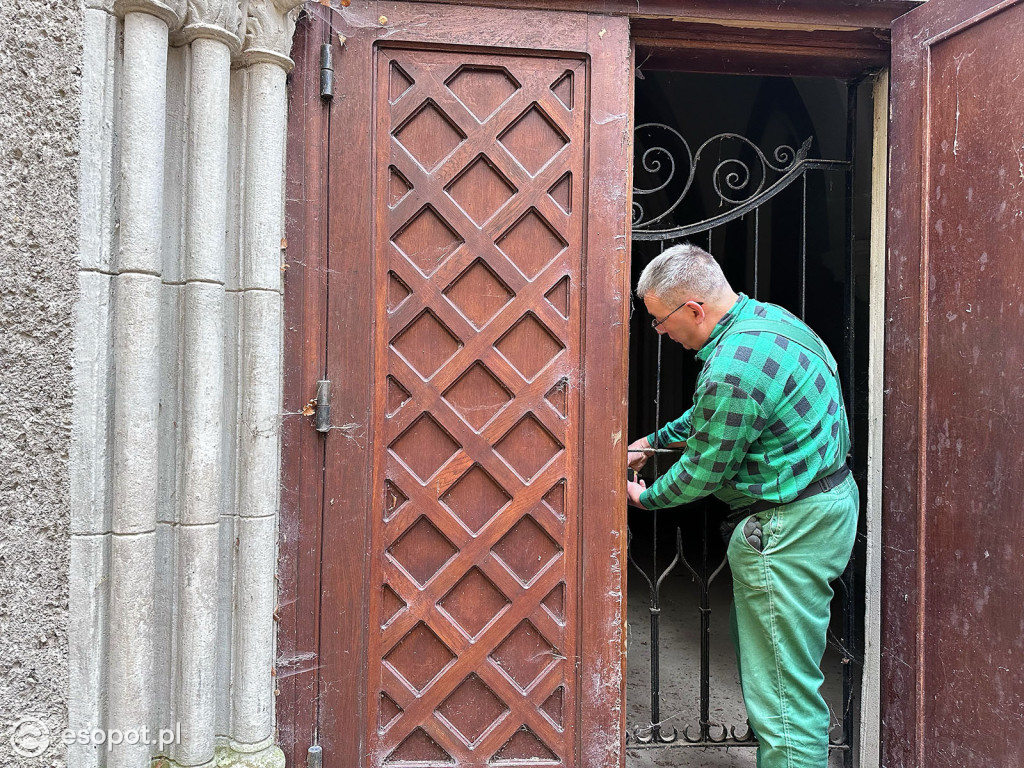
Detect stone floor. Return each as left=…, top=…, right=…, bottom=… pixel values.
left=624, top=566, right=848, bottom=768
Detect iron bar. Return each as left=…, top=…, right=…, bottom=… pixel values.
left=753, top=207, right=760, bottom=300
left=840, top=79, right=860, bottom=768
left=800, top=170, right=808, bottom=320
left=699, top=512, right=711, bottom=741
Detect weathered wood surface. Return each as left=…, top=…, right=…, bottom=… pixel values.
left=283, top=4, right=634, bottom=766
left=279, top=12, right=329, bottom=768
left=886, top=0, right=1024, bottom=764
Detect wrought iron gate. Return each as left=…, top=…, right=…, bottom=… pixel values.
left=626, top=96, right=862, bottom=767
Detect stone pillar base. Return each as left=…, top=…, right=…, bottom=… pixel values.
left=215, top=743, right=286, bottom=768
left=155, top=742, right=285, bottom=768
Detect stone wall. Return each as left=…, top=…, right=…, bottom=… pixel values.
left=0, top=0, right=81, bottom=766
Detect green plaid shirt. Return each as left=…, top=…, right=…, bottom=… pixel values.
left=639, top=293, right=849, bottom=511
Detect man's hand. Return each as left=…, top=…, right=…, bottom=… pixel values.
left=627, top=475, right=647, bottom=508
left=627, top=436, right=653, bottom=471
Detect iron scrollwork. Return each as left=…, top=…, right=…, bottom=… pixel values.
left=631, top=125, right=812, bottom=234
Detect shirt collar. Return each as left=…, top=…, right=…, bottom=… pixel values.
left=695, top=293, right=748, bottom=362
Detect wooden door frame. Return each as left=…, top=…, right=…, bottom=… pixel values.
left=278, top=3, right=914, bottom=767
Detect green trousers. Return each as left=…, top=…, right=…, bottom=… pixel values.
left=727, top=473, right=859, bottom=768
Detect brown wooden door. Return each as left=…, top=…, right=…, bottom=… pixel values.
left=885, top=0, right=1024, bottom=764
left=312, top=5, right=632, bottom=767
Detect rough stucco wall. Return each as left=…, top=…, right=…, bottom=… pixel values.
left=0, top=0, right=80, bottom=764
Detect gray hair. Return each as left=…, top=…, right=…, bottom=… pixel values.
left=635, top=243, right=730, bottom=304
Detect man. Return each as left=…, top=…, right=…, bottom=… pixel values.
left=626, top=243, right=858, bottom=768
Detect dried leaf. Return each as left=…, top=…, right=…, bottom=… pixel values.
left=301, top=399, right=316, bottom=416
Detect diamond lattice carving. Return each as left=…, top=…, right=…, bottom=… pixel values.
left=544, top=276, right=569, bottom=318
left=436, top=674, right=510, bottom=746
left=385, top=727, right=454, bottom=765
left=387, top=376, right=412, bottom=416
left=442, top=363, right=512, bottom=431
left=388, top=61, right=414, bottom=103
left=542, top=481, right=565, bottom=518
left=384, top=622, right=457, bottom=693
left=389, top=413, right=460, bottom=482
left=392, top=206, right=464, bottom=276
left=493, top=726, right=559, bottom=762
left=374, top=50, right=583, bottom=768
left=494, top=415, right=563, bottom=482
left=490, top=620, right=559, bottom=692
left=380, top=692, right=403, bottom=732
left=498, top=105, right=568, bottom=175
left=389, top=167, right=413, bottom=208
left=444, top=260, right=513, bottom=330
left=391, top=310, right=462, bottom=380
left=440, top=463, right=511, bottom=533
left=540, top=686, right=564, bottom=729
left=382, top=585, right=407, bottom=628
left=384, top=481, right=409, bottom=522
left=492, top=514, right=561, bottom=585
left=439, top=567, right=511, bottom=638
left=550, top=70, right=574, bottom=110
left=446, top=66, right=520, bottom=122
left=496, top=209, right=567, bottom=279
left=387, top=515, right=457, bottom=586
left=387, top=271, right=412, bottom=312
left=542, top=583, right=565, bottom=625
left=548, top=172, right=572, bottom=214
left=544, top=378, right=568, bottom=418
left=494, top=313, right=564, bottom=382
left=446, top=156, right=516, bottom=226
left=394, top=101, right=465, bottom=171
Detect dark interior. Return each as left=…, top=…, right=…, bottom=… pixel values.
left=625, top=69, right=876, bottom=764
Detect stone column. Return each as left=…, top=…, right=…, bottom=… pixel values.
left=173, top=2, right=244, bottom=766
left=71, top=6, right=119, bottom=768
left=108, top=3, right=184, bottom=768
left=224, top=2, right=302, bottom=766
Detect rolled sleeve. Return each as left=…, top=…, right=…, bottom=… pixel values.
left=647, top=407, right=693, bottom=449
left=639, top=383, right=762, bottom=509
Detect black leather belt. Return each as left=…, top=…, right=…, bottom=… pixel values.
left=735, top=463, right=852, bottom=519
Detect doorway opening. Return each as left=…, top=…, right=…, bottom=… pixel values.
left=625, top=70, right=878, bottom=767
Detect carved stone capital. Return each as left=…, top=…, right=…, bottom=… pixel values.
left=178, top=0, right=247, bottom=49
left=238, top=0, right=304, bottom=71
left=113, top=0, right=187, bottom=28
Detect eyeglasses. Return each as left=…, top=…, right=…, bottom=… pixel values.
left=651, top=301, right=703, bottom=329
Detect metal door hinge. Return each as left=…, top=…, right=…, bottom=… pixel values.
left=320, top=43, right=334, bottom=99
left=314, top=379, right=331, bottom=432
left=307, top=745, right=322, bottom=768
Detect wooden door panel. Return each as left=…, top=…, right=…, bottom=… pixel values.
left=887, top=0, right=1024, bottom=764
left=316, top=5, right=632, bottom=767
left=371, top=45, right=585, bottom=766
